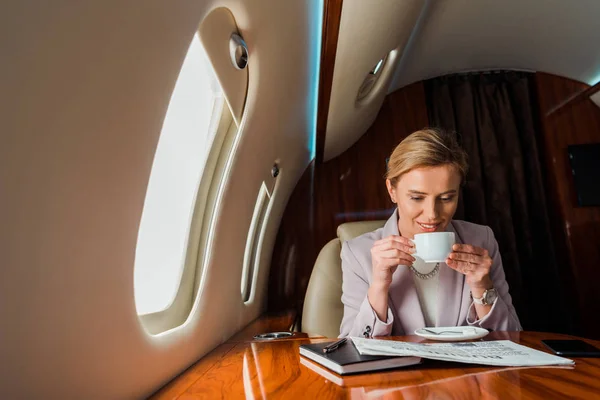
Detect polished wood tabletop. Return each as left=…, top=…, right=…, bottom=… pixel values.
left=151, top=331, right=600, bottom=399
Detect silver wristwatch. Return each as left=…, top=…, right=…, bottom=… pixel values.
left=471, top=288, right=498, bottom=305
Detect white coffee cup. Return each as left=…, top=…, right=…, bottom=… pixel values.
left=411, top=232, right=455, bottom=263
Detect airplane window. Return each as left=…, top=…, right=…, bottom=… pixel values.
left=134, top=34, right=223, bottom=315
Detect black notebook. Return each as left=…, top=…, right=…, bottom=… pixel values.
left=299, top=340, right=421, bottom=375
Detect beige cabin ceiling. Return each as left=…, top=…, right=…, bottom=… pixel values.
left=390, top=0, right=600, bottom=90
left=324, top=0, right=600, bottom=161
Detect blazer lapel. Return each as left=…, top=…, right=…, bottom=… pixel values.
left=383, top=210, right=426, bottom=334
left=436, top=221, right=466, bottom=327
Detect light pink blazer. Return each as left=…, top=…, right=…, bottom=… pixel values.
left=339, top=210, right=522, bottom=338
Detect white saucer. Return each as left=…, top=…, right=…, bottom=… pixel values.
left=414, top=327, right=489, bottom=341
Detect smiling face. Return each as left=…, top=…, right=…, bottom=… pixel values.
left=386, top=164, right=461, bottom=239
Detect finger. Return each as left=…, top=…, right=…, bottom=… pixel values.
left=372, top=239, right=390, bottom=249
left=445, top=259, right=466, bottom=275
left=452, top=243, right=486, bottom=256
left=377, top=258, right=406, bottom=269
left=375, top=240, right=415, bottom=254
left=379, top=248, right=415, bottom=260
left=383, top=235, right=415, bottom=248
left=390, top=242, right=416, bottom=254
left=374, top=236, right=400, bottom=247
left=371, top=241, right=394, bottom=255
left=382, top=256, right=415, bottom=268
left=378, top=250, right=410, bottom=261
left=446, top=258, right=475, bottom=272
left=448, top=252, right=483, bottom=265
left=373, top=237, right=405, bottom=250
left=446, top=258, right=459, bottom=270
left=386, top=235, right=416, bottom=248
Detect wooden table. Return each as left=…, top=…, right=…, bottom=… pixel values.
left=151, top=331, right=600, bottom=399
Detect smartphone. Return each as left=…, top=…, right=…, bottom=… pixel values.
left=541, top=339, right=600, bottom=357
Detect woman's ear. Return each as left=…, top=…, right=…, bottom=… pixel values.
left=385, top=179, right=397, bottom=204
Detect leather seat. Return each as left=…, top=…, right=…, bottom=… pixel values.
left=301, top=220, right=386, bottom=338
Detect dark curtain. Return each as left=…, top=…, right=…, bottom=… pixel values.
left=425, top=72, right=571, bottom=333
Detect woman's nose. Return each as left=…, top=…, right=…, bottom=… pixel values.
left=424, top=202, right=439, bottom=220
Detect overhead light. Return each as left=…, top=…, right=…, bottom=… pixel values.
left=358, top=56, right=388, bottom=101
left=370, top=58, right=385, bottom=75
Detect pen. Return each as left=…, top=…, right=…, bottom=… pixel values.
left=322, top=338, right=347, bottom=353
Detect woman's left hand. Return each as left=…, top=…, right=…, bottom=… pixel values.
left=446, top=244, right=493, bottom=290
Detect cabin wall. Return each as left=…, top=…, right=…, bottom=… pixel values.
left=534, top=72, right=600, bottom=339
left=268, top=82, right=430, bottom=313
left=0, top=1, right=321, bottom=398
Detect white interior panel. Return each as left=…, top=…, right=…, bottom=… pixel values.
left=390, top=0, right=600, bottom=90
left=0, top=0, right=320, bottom=398
left=199, top=7, right=248, bottom=126
left=324, top=0, right=425, bottom=161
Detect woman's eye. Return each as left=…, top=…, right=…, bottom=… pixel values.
left=440, top=196, right=455, bottom=202
left=410, top=197, right=423, bottom=201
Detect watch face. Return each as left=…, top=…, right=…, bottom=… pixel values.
left=485, top=289, right=498, bottom=304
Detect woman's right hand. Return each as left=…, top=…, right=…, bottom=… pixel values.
left=367, top=235, right=415, bottom=323
left=370, top=235, right=416, bottom=289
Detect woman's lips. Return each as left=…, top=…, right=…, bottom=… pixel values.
left=416, top=221, right=441, bottom=232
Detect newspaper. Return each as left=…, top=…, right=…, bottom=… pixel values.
left=351, top=337, right=575, bottom=367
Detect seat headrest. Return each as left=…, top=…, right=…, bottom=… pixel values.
left=336, top=220, right=386, bottom=243
left=302, top=238, right=343, bottom=338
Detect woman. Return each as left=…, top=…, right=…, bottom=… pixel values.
left=339, top=129, right=522, bottom=338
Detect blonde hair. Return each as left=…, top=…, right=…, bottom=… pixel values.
left=386, top=128, right=468, bottom=186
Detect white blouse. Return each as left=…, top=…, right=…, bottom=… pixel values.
left=411, top=258, right=440, bottom=327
